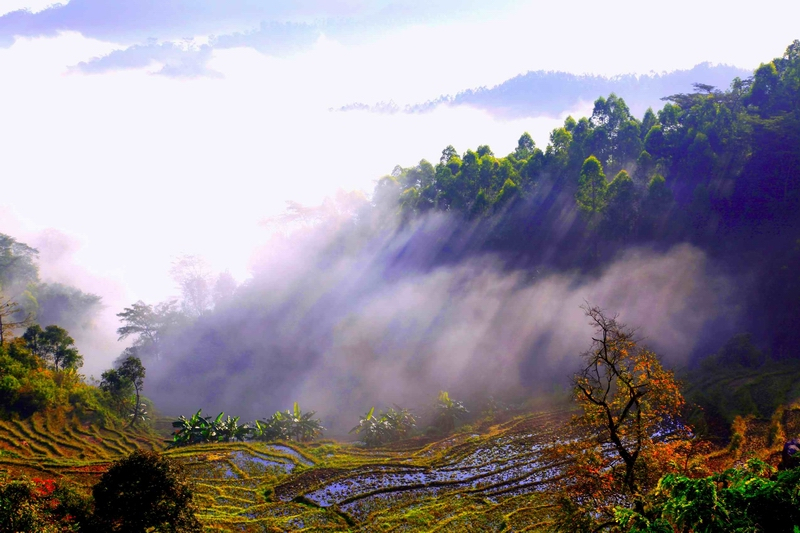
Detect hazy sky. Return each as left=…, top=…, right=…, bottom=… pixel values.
left=0, top=0, right=798, bottom=306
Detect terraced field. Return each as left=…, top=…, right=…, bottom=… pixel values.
left=0, top=408, right=574, bottom=531
left=0, top=411, right=161, bottom=483
left=11, top=406, right=787, bottom=531
left=169, top=409, right=573, bottom=532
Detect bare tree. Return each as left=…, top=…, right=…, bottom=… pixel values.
left=170, top=255, right=213, bottom=318
left=571, top=305, right=685, bottom=515
left=0, top=295, right=32, bottom=345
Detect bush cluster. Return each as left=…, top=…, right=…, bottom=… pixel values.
left=0, top=339, right=112, bottom=421
left=0, top=450, right=201, bottom=533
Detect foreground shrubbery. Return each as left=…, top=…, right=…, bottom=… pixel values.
left=93, top=450, right=202, bottom=532
left=616, top=459, right=800, bottom=532
left=0, top=450, right=201, bottom=533
left=0, top=475, right=91, bottom=533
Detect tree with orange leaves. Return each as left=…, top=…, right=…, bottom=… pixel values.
left=552, top=306, right=687, bottom=531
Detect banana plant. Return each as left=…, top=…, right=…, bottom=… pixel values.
left=169, top=404, right=322, bottom=447
left=251, top=418, right=282, bottom=442
left=350, top=407, right=391, bottom=447
left=169, top=409, right=214, bottom=448
left=434, top=391, right=468, bottom=433
left=216, top=414, right=253, bottom=442
left=252, top=410, right=290, bottom=441
left=129, top=400, right=149, bottom=426
left=286, top=402, right=324, bottom=442
left=351, top=405, right=417, bottom=447
left=383, top=405, right=417, bottom=439
left=252, top=402, right=324, bottom=442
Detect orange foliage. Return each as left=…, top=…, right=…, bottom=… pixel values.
left=555, top=306, right=693, bottom=522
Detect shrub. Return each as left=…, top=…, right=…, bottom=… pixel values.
left=728, top=415, right=749, bottom=458
left=5, top=340, right=40, bottom=369
left=92, top=449, right=202, bottom=532
left=68, top=384, right=119, bottom=425
left=768, top=406, right=787, bottom=448
left=0, top=475, right=90, bottom=532
left=616, top=459, right=800, bottom=532
left=0, top=375, right=20, bottom=408
left=69, top=385, right=102, bottom=412
left=15, top=371, right=58, bottom=416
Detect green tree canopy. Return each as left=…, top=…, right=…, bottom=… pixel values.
left=576, top=155, right=608, bottom=217
left=513, top=132, right=535, bottom=160
left=0, top=234, right=38, bottom=293
left=603, top=170, right=636, bottom=240
left=118, top=352, right=146, bottom=427
left=22, top=324, right=82, bottom=371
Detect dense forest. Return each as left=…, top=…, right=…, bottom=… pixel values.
left=383, top=40, right=800, bottom=360
left=1, top=40, right=800, bottom=532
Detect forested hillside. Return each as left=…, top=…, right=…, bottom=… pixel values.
left=1, top=235, right=101, bottom=336
left=382, top=39, right=800, bottom=356
left=90, top=40, right=796, bottom=435
left=2, top=39, right=800, bottom=533
left=373, top=40, right=800, bottom=436
left=2, top=43, right=798, bottom=435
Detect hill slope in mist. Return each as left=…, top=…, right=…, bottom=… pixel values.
left=108, top=40, right=800, bottom=438
left=337, top=62, right=751, bottom=118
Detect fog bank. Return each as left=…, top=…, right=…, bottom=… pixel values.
left=146, top=210, right=733, bottom=431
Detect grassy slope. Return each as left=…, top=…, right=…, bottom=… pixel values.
left=0, top=409, right=163, bottom=488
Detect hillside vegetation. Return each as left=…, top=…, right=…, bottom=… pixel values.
left=1, top=40, right=800, bottom=532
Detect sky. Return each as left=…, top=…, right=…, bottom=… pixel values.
left=0, top=0, right=798, bottom=309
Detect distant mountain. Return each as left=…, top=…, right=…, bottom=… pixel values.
left=337, top=63, right=751, bottom=118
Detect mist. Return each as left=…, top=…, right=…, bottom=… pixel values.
left=145, top=205, right=734, bottom=432
left=338, top=63, right=751, bottom=119
left=0, top=214, right=131, bottom=378
left=31, top=230, right=133, bottom=379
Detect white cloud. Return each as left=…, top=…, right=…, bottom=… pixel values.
left=0, top=31, right=586, bottom=308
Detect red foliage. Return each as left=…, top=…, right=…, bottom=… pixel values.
left=31, top=477, right=56, bottom=497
